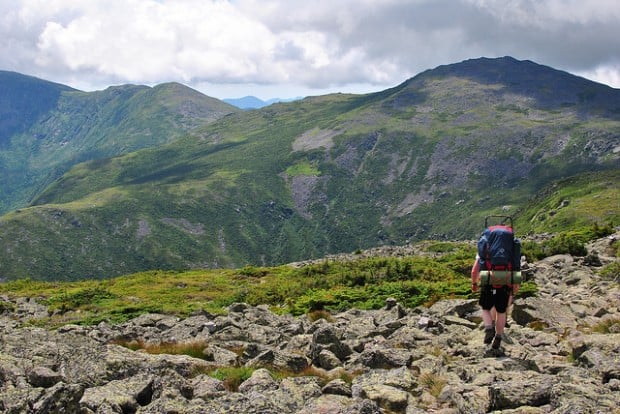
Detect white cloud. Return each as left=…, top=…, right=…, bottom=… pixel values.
left=465, top=0, right=620, bottom=26
left=1, top=0, right=619, bottom=98
left=33, top=0, right=275, bottom=82
left=577, top=63, right=620, bottom=88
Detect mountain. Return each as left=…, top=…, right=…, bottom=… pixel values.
left=0, top=71, right=240, bottom=213
left=224, top=96, right=302, bottom=109
left=0, top=57, right=618, bottom=281
left=224, top=96, right=270, bottom=109
left=0, top=71, right=76, bottom=143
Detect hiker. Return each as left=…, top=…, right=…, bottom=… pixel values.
left=471, top=217, right=521, bottom=350
left=471, top=256, right=519, bottom=348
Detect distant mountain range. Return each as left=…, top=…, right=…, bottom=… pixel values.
left=224, top=96, right=302, bottom=109
left=0, top=57, right=618, bottom=281
left=0, top=71, right=240, bottom=213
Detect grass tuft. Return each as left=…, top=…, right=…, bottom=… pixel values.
left=307, top=310, right=334, bottom=323
left=208, top=366, right=256, bottom=392
left=419, top=371, right=447, bottom=398
left=113, top=339, right=208, bottom=359
left=591, top=318, right=620, bottom=334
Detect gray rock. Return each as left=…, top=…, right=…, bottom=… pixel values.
left=322, top=378, right=352, bottom=396
left=190, top=374, right=227, bottom=400
left=442, top=314, right=478, bottom=329
left=488, top=376, right=554, bottom=410
left=203, top=344, right=240, bottom=365
left=273, top=376, right=322, bottom=412
left=310, top=324, right=352, bottom=365
left=245, top=348, right=310, bottom=373
left=512, top=297, right=577, bottom=331
left=80, top=375, right=154, bottom=412
left=356, top=346, right=413, bottom=369
left=297, top=395, right=381, bottom=414
left=31, top=382, right=84, bottom=414
left=237, top=368, right=278, bottom=393
left=27, top=366, right=63, bottom=388
left=316, top=349, right=343, bottom=370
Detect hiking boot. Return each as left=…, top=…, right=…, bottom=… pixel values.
left=491, top=335, right=502, bottom=350
left=484, top=328, right=495, bottom=344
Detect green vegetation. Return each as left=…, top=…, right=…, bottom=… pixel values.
left=599, top=262, right=620, bottom=282
left=285, top=161, right=321, bottom=177
left=515, top=170, right=619, bottom=235
left=0, top=240, right=548, bottom=327
left=209, top=367, right=256, bottom=391
left=521, top=222, right=615, bottom=261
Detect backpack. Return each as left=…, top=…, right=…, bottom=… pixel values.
left=477, top=215, right=522, bottom=285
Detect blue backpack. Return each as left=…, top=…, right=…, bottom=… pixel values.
left=477, top=216, right=521, bottom=272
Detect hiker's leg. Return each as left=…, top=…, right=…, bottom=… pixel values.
left=481, top=308, right=496, bottom=343
left=493, top=287, right=511, bottom=318
left=482, top=309, right=494, bottom=326
left=479, top=286, right=494, bottom=326
left=505, top=295, right=513, bottom=326
left=491, top=287, right=511, bottom=349
left=479, top=287, right=496, bottom=344
left=495, top=312, right=507, bottom=335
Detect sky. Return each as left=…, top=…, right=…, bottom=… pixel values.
left=1, top=0, right=619, bottom=101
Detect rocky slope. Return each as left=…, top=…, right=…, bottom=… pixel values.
left=0, top=234, right=618, bottom=413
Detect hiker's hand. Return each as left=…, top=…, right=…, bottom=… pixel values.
left=471, top=282, right=478, bottom=292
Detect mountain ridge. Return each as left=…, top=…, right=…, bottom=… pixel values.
left=0, top=57, right=618, bottom=280
left=0, top=73, right=240, bottom=212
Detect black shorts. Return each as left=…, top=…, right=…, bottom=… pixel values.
left=479, top=286, right=511, bottom=313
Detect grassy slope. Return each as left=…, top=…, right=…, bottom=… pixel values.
left=0, top=58, right=618, bottom=281
left=515, top=169, right=619, bottom=234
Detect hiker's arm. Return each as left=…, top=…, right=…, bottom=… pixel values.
left=512, top=284, right=520, bottom=295
left=471, top=259, right=480, bottom=292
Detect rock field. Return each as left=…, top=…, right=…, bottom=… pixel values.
left=1, top=234, right=618, bottom=413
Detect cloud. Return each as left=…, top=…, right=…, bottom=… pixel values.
left=34, top=1, right=275, bottom=81
left=1, top=0, right=618, bottom=98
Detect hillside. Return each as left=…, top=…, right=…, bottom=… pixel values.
left=0, top=57, right=618, bottom=280
left=0, top=72, right=240, bottom=213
